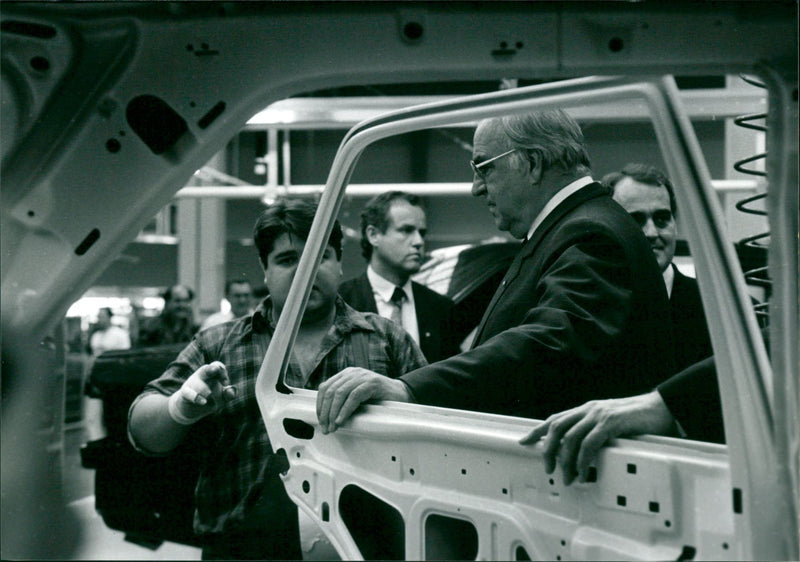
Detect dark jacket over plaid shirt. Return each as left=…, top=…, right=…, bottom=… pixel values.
left=128, top=296, right=426, bottom=536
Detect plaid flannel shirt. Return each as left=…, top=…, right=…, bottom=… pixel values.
left=128, top=296, right=426, bottom=535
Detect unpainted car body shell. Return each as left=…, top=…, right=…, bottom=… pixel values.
left=1, top=3, right=796, bottom=560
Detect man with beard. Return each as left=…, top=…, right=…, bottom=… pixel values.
left=139, top=284, right=199, bottom=346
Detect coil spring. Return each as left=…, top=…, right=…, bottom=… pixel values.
left=733, top=75, right=770, bottom=325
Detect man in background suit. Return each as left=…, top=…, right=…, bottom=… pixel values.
left=339, top=191, right=460, bottom=362
left=317, top=110, right=675, bottom=431
left=603, top=163, right=713, bottom=371
left=201, top=279, right=254, bottom=330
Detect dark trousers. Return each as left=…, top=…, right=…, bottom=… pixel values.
left=201, top=476, right=302, bottom=560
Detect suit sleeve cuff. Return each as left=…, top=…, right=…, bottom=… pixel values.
left=399, top=379, right=417, bottom=404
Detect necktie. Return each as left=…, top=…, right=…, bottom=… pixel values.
left=389, top=286, right=406, bottom=328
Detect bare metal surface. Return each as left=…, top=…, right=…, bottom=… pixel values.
left=255, top=76, right=793, bottom=560
left=1, top=4, right=796, bottom=559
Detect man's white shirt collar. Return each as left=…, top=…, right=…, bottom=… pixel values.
left=367, top=266, right=413, bottom=302
left=526, top=176, right=595, bottom=242
left=366, top=266, right=420, bottom=342
left=663, top=263, right=676, bottom=298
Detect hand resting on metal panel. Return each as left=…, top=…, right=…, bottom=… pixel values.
left=316, top=367, right=412, bottom=434
left=519, top=391, right=676, bottom=485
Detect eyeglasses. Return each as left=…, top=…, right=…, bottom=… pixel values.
left=470, top=148, right=517, bottom=179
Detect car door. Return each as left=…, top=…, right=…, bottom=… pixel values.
left=1, top=3, right=796, bottom=560
left=254, top=75, right=797, bottom=560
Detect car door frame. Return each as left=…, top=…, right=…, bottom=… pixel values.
left=254, top=74, right=797, bottom=560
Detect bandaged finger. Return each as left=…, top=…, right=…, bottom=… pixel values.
left=168, top=391, right=204, bottom=425
left=183, top=385, right=207, bottom=405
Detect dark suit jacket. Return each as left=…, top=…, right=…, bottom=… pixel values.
left=657, top=356, right=723, bottom=444
left=339, top=273, right=460, bottom=363
left=402, top=182, right=676, bottom=419
left=656, top=321, right=771, bottom=445
left=670, top=265, right=713, bottom=372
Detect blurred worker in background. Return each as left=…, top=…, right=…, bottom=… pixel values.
left=128, top=198, right=426, bottom=560
left=603, top=163, right=712, bottom=371
left=85, top=307, right=132, bottom=440
left=340, top=191, right=461, bottom=362
left=201, top=279, right=254, bottom=330
left=138, top=284, right=199, bottom=346
left=89, top=307, right=131, bottom=356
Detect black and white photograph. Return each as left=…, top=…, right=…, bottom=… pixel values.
left=1, top=2, right=797, bottom=560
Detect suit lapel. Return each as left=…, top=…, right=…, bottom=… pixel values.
left=357, top=273, right=379, bottom=313
left=501, top=183, right=607, bottom=286
left=526, top=182, right=607, bottom=255
left=411, top=283, right=431, bottom=332
left=358, top=272, right=378, bottom=314
left=471, top=182, right=607, bottom=347
left=671, top=264, right=687, bottom=301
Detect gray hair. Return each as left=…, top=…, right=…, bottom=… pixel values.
left=499, top=110, right=591, bottom=175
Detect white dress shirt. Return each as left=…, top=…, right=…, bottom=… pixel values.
left=662, top=263, right=676, bottom=298
left=367, top=266, right=420, bottom=344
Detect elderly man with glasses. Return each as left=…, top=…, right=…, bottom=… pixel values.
left=316, top=110, right=675, bottom=436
